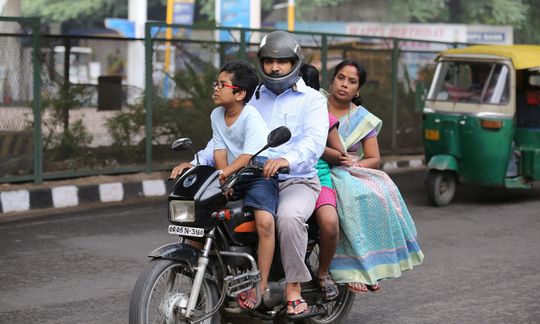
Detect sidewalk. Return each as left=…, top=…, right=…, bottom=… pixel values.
left=0, top=155, right=425, bottom=216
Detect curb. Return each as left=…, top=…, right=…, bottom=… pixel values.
left=381, top=158, right=425, bottom=172
left=0, top=156, right=425, bottom=215
left=0, top=179, right=172, bottom=214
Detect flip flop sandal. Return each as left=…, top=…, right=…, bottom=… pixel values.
left=318, top=275, right=339, bottom=301
left=367, top=282, right=381, bottom=293
left=347, top=282, right=368, bottom=294
left=287, top=299, right=314, bottom=320
left=286, top=299, right=326, bottom=320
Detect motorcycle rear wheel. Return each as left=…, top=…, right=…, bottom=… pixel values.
left=298, top=286, right=354, bottom=324
left=129, top=258, right=220, bottom=324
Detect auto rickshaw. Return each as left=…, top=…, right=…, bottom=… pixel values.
left=422, top=45, right=540, bottom=206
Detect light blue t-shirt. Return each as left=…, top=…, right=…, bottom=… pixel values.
left=210, top=104, right=270, bottom=165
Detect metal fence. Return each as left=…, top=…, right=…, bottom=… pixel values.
left=0, top=18, right=462, bottom=183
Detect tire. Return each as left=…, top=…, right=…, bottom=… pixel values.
left=296, top=244, right=355, bottom=324
left=129, top=258, right=220, bottom=324
left=427, top=170, right=456, bottom=206
left=298, top=286, right=355, bottom=324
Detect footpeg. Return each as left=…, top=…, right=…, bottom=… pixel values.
left=224, top=271, right=261, bottom=297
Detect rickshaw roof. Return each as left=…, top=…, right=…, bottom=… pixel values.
left=439, top=45, right=540, bottom=70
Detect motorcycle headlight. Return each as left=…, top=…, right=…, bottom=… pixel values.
left=169, top=200, right=195, bottom=223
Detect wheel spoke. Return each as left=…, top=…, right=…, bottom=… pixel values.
left=136, top=261, right=215, bottom=324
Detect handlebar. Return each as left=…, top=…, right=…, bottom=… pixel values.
left=220, top=164, right=289, bottom=192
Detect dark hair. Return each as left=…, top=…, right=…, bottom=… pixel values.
left=330, top=59, right=367, bottom=106
left=220, top=61, right=259, bottom=104
left=300, top=63, right=320, bottom=90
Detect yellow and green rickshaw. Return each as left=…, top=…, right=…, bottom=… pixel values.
left=423, top=45, right=540, bottom=206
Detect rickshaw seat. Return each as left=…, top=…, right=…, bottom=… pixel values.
left=445, top=83, right=477, bottom=101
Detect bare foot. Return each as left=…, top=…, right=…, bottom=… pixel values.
left=237, top=288, right=257, bottom=310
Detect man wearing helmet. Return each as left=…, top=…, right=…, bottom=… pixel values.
left=170, top=31, right=328, bottom=319
left=254, top=30, right=328, bottom=318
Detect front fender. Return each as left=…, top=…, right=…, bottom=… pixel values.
left=428, top=154, right=459, bottom=172
left=149, top=242, right=201, bottom=265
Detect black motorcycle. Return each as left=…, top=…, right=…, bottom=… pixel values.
left=129, top=127, right=354, bottom=323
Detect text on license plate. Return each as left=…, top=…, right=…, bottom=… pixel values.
left=168, top=225, right=204, bottom=237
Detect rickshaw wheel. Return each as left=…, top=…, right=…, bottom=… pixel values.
left=427, top=170, right=456, bottom=206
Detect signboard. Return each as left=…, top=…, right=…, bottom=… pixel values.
left=216, top=0, right=260, bottom=42
left=346, top=23, right=467, bottom=42
left=346, top=23, right=467, bottom=51
left=172, top=0, right=195, bottom=25
left=467, top=25, right=513, bottom=44
left=105, top=18, right=135, bottom=38
left=272, top=22, right=512, bottom=50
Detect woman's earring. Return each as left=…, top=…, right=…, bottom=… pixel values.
left=354, top=92, right=360, bottom=98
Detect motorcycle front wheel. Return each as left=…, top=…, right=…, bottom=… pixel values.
left=129, top=258, right=220, bottom=324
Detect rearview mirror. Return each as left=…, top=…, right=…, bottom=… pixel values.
left=267, top=126, right=291, bottom=148
left=171, top=138, right=193, bottom=151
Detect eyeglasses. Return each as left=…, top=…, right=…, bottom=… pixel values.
left=212, top=81, right=241, bottom=90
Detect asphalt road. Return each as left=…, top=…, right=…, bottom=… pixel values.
left=1, top=170, right=539, bottom=323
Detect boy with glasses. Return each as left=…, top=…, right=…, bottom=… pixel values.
left=210, top=61, right=278, bottom=310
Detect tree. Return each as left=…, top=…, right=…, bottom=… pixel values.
left=198, top=0, right=349, bottom=21
left=21, top=0, right=128, bottom=23
left=20, top=0, right=168, bottom=29
left=389, top=0, right=528, bottom=26
left=388, top=0, right=537, bottom=44
left=515, top=0, right=540, bottom=44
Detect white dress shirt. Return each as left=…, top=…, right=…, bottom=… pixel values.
left=250, top=78, right=328, bottom=179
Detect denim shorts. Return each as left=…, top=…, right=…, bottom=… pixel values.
left=233, top=175, right=279, bottom=216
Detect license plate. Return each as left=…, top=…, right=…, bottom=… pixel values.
left=425, top=129, right=440, bottom=141
left=168, top=225, right=204, bottom=237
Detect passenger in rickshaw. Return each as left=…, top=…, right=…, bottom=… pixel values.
left=445, top=63, right=495, bottom=102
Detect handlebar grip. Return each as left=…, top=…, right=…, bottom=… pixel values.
left=277, top=167, right=290, bottom=174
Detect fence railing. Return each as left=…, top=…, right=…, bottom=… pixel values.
left=0, top=19, right=465, bottom=184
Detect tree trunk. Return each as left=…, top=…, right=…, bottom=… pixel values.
left=447, top=0, right=462, bottom=23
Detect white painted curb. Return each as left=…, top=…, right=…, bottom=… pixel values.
left=52, top=186, right=79, bottom=208
left=0, top=190, right=30, bottom=213
left=142, top=179, right=167, bottom=197
left=99, top=183, right=124, bottom=202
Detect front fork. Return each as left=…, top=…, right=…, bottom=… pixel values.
left=184, top=229, right=215, bottom=318
left=183, top=229, right=263, bottom=320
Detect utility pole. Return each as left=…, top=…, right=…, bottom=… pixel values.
left=274, top=1, right=295, bottom=31
left=127, top=0, right=147, bottom=91
left=287, top=0, right=295, bottom=31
